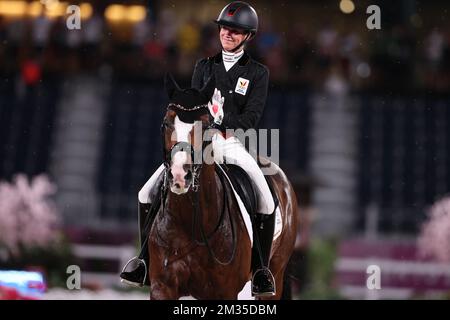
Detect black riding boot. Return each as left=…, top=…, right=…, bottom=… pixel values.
left=251, top=212, right=276, bottom=297
left=120, top=202, right=156, bottom=287
left=120, top=171, right=165, bottom=287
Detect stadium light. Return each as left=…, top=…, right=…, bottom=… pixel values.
left=0, top=1, right=27, bottom=17
left=126, top=5, right=146, bottom=23
left=105, top=4, right=147, bottom=23
left=80, top=3, right=93, bottom=20
left=44, top=1, right=67, bottom=18
left=340, top=0, right=355, bottom=14
left=105, top=4, right=125, bottom=22
left=27, top=2, right=44, bottom=17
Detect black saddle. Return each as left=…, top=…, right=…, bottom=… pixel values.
left=216, top=164, right=279, bottom=216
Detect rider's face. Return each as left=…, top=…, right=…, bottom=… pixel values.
left=219, top=26, right=248, bottom=52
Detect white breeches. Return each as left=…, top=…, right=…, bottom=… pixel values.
left=138, top=163, right=165, bottom=204
left=138, top=134, right=275, bottom=215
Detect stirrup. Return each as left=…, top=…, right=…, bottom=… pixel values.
left=120, top=256, right=147, bottom=287
left=251, top=267, right=276, bottom=297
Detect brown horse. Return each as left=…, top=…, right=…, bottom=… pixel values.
left=148, top=106, right=298, bottom=300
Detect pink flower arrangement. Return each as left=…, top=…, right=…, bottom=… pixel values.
left=0, top=174, right=60, bottom=256
left=418, top=197, right=450, bottom=262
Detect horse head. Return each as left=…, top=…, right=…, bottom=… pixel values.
left=162, top=73, right=215, bottom=195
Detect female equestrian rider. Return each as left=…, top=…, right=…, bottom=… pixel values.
left=120, top=1, right=276, bottom=297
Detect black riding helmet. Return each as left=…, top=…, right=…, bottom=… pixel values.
left=214, top=1, right=258, bottom=52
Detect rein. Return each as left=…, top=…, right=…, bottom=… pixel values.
left=191, top=167, right=237, bottom=265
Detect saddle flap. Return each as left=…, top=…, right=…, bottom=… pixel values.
left=216, top=164, right=257, bottom=216
left=216, top=164, right=279, bottom=215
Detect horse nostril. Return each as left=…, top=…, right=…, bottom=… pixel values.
left=174, top=182, right=180, bottom=189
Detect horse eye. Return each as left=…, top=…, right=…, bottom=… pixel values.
left=163, top=117, right=174, bottom=127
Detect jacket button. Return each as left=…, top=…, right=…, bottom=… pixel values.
left=229, top=90, right=233, bottom=94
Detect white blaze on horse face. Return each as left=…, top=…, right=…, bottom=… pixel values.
left=173, top=116, right=194, bottom=144
left=170, top=116, right=194, bottom=194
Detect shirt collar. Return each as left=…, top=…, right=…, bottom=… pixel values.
left=213, top=50, right=250, bottom=66
left=222, top=50, right=244, bottom=63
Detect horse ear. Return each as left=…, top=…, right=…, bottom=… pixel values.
left=164, top=72, right=180, bottom=98
left=200, top=75, right=216, bottom=100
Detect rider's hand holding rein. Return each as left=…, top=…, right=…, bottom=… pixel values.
left=208, top=88, right=225, bottom=125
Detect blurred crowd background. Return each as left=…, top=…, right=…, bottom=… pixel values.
left=1, top=0, right=450, bottom=90
left=1, top=0, right=450, bottom=300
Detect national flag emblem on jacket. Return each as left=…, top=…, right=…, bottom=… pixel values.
left=235, top=77, right=250, bottom=95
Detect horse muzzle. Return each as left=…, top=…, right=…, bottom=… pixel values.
left=168, top=167, right=193, bottom=194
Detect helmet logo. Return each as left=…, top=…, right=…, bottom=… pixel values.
left=227, top=5, right=241, bottom=16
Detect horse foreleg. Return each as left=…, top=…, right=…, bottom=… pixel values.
left=150, top=281, right=181, bottom=300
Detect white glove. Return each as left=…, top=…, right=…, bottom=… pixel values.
left=208, top=88, right=225, bottom=125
